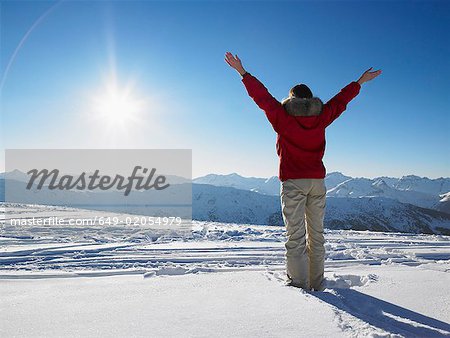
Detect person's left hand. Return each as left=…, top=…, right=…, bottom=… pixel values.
left=225, top=52, right=247, bottom=76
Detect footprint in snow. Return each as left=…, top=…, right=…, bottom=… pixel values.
left=264, top=271, right=378, bottom=290
left=264, top=270, right=288, bottom=285
left=324, top=274, right=379, bottom=289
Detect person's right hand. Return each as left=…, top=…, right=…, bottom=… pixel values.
left=357, top=67, right=382, bottom=85
left=225, top=52, right=247, bottom=76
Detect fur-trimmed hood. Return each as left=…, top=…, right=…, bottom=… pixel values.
left=282, top=97, right=324, bottom=117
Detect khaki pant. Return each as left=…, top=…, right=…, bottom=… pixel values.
left=280, top=178, right=326, bottom=290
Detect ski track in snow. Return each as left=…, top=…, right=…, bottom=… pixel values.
left=1, top=203, right=450, bottom=337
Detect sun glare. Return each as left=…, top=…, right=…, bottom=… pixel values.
left=91, top=80, right=145, bottom=130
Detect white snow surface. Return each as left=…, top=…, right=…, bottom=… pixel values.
left=1, top=204, right=450, bottom=337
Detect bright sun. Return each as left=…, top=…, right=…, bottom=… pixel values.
left=91, top=81, right=145, bottom=129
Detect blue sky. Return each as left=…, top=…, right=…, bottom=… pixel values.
left=1, top=0, right=449, bottom=179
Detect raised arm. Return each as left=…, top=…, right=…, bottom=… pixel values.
left=225, top=52, right=284, bottom=132
left=321, top=67, right=382, bottom=127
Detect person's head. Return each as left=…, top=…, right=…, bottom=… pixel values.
left=282, top=83, right=323, bottom=117
left=289, top=84, right=313, bottom=99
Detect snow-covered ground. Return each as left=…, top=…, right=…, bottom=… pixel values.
left=1, top=204, right=450, bottom=337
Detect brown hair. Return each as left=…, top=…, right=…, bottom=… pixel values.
left=289, top=84, right=313, bottom=99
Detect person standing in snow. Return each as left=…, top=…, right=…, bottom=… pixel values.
left=225, top=51, right=381, bottom=291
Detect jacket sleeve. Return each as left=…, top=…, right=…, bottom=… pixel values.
left=321, top=81, right=361, bottom=127
left=241, top=73, right=284, bottom=132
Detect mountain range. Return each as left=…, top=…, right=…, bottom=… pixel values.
left=193, top=172, right=450, bottom=213
left=1, top=171, right=450, bottom=235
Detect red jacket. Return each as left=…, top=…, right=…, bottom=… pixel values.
left=242, top=73, right=361, bottom=181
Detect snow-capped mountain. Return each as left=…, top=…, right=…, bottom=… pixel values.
left=194, top=172, right=450, bottom=214
left=191, top=184, right=450, bottom=235
left=326, top=177, right=439, bottom=209
left=193, top=173, right=280, bottom=195
left=437, top=192, right=450, bottom=215
left=324, top=196, right=450, bottom=235
left=193, top=171, right=352, bottom=196
left=386, top=175, right=450, bottom=195
left=324, top=172, right=352, bottom=190
left=0, top=169, right=30, bottom=182
left=192, top=184, right=283, bottom=226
